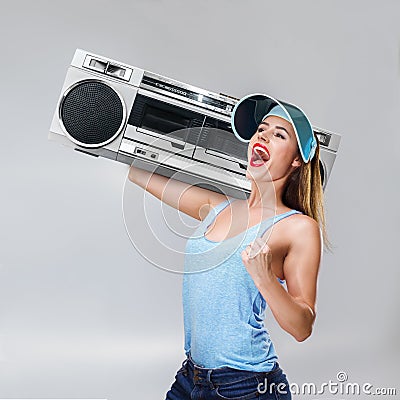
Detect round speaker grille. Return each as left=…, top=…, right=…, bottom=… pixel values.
left=60, top=80, right=125, bottom=147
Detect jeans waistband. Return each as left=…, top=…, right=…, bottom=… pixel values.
left=183, top=352, right=282, bottom=385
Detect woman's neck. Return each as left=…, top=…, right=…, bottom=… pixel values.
left=246, top=179, right=287, bottom=211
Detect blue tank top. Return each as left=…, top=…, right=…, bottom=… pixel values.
left=182, top=198, right=303, bottom=371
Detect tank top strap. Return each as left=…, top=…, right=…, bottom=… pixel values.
left=203, top=198, right=232, bottom=233
left=257, top=209, right=303, bottom=239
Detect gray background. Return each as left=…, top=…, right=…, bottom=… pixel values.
left=0, top=0, right=399, bottom=399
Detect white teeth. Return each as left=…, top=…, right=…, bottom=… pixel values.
left=256, top=147, right=267, bottom=155
left=254, top=146, right=269, bottom=161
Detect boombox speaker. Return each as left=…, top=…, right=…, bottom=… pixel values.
left=59, top=80, right=126, bottom=147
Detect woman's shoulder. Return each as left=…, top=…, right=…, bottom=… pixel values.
left=284, top=210, right=319, bottom=228
left=284, top=212, right=321, bottom=244
left=260, top=210, right=321, bottom=265
left=272, top=208, right=319, bottom=236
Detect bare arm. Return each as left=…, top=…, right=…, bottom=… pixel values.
left=128, top=165, right=228, bottom=220
left=261, top=216, right=321, bottom=341
left=245, top=215, right=321, bottom=342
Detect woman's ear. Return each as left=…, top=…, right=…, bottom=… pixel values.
left=291, top=155, right=302, bottom=168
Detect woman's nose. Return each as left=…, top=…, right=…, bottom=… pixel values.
left=258, top=131, right=270, bottom=142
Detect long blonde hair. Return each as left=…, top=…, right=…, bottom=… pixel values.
left=282, top=137, right=332, bottom=253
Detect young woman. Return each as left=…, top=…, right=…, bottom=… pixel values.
left=128, top=94, right=328, bottom=400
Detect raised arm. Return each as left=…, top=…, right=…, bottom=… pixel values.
left=128, top=165, right=228, bottom=221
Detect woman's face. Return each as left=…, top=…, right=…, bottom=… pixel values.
left=246, top=115, right=302, bottom=182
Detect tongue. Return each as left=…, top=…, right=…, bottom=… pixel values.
left=251, top=149, right=265, bottom=164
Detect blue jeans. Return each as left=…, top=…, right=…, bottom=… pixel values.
left=165, top=353, right=292, bottom=400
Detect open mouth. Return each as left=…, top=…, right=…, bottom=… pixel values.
left=250, top=143, right=270, bottom=167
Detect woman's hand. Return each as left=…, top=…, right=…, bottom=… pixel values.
left=241, top=238, right=276, bottom=287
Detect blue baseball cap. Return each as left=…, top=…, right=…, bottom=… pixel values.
left=231, top=93, right=317, bottom=163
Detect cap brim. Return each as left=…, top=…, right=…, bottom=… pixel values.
left=231, top=93, right=316, bottom=163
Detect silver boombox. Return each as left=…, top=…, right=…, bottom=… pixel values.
left=49, top=49, right=341, bottom=198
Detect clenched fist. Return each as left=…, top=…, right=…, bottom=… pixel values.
left=241, top=237, right=275, bottom=287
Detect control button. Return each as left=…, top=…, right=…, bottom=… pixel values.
left=106, top=63, right=126, bottom=78
left=105, top=63, right=133, bottom=81
left=84, top=56, right=107, bottom=72
left=315, top=132, right=331, bottom=146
